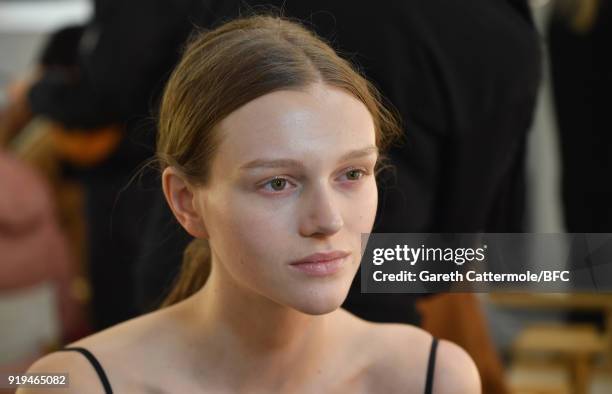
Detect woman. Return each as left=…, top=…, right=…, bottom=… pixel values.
left=21, top=16, right=480, bottom=393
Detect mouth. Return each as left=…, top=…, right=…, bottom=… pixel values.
left=289, top=250, right=351, bottom=277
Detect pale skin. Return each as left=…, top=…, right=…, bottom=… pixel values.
left=19, top=83, right=481, bottom=393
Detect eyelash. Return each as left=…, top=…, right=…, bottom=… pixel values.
left=259, top=167, right=370, bottom=193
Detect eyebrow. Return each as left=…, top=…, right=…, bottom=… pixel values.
left=239, top=145, right=379, bottom=170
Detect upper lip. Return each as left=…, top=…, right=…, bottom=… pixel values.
left=290, top=250, right=351, bottom=265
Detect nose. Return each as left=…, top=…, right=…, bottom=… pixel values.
left=299, top=183, right=344, bottom=237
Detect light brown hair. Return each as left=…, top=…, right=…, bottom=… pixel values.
left=157, top=15, right=401, bottom=307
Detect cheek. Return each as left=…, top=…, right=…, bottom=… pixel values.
left=206, top=191, right=292, bottom=272
left=345, top=180, right=378, bottom=232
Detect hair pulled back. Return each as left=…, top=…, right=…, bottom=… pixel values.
left=157, top=15, right=401, bottom=307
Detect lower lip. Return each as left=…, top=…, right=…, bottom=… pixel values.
left=289, top=257, right=347, bottom=277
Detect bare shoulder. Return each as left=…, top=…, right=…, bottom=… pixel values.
left=357, top=321, right=480, bottom=394
left=18, top=305, right=184, bottom=394
left=336, top=314, right=433, bottom=393
left=431, top=339, right=481, bottom=394
left=16, top=350, right=104, bottom=393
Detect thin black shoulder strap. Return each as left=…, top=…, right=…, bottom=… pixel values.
left=59, top=347, right=113, bottom=394
left=424, top=337, right=439, bottom=394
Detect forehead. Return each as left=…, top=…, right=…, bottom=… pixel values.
left=214, top=84, right=376, bottom=171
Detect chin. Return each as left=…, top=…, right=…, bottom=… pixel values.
left=286, top=284, right=350, bottom=315
left=294, top=301, right=341, bottom=316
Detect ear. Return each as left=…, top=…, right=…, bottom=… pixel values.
left=162, top=167, right=208, bottom=239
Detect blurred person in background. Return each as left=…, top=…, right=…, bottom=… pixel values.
left=134, top=2, right=541, bottom=392
left=548, top=0, right=611, bottom=327
left=0, top=151, right=88, bottom=372
left=0, top=23, right=93, bottom=374
left=0, top=0, right=207, bottom=330
left=548, top=0, right=612, bottom=233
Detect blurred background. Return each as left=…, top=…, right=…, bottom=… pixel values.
left=0, top=0, right=611, bottom=393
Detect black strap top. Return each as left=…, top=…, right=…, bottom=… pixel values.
left=59, top=347, right=113, bottom=394
left=425, top=337, right=439, bottom=394
left=59, top=338, right=439, bottom=394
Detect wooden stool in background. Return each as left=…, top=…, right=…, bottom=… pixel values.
left=513, top=324, right=607, bottom=394
left=506, top=359, right=571, bottom=394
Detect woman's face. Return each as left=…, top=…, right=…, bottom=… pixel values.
left=196, top=83, right=378, bottom=315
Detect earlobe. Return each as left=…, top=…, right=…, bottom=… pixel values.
left=161, top=167, right=209, bottom=239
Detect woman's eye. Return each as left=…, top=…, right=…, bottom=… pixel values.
left=270, top=178, right=287, bottom=190
left=262, top=177, right=292, bottom=192
left=346, top=169, right=363, bottom=180
left=341, top=168, right=366, bottom=181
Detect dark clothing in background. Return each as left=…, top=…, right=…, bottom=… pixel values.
left=29, top=0, right=205, bottom=176
left=28, top=0, right=209, bottom=329
left=548, top=1, right=612, bottom=329
left=548, top=2, right=612, bottom=232
left=134, top=0, right=541, bottom=324
left=38, top=25, right=86, bottom=68
left=134, top=191, right=192, bottom=310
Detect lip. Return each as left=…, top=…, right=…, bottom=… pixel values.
left=289, top=251, right=351, bottom=277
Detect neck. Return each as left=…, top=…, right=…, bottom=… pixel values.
left=180, top=262, right=333, bottom=379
